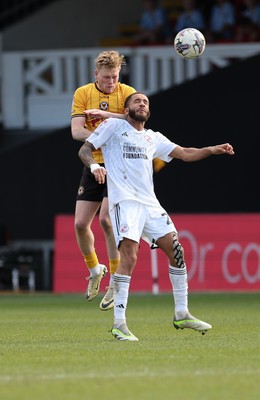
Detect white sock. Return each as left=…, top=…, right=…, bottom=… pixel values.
left=169, top=265, right=188, bottom=315
left=113, top=273, right=131, bottom=327
left=89, top=264, right=101, bottom=277
left=109, top=274, right=114, bottom=287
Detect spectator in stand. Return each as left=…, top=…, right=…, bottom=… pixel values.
left=134, top=0, right=171, bottom=45
left=236, top=0, right=260, bottom=42
left=174, top=0, right=205, bottom=35
left=209, top=0, right=236, bottom=42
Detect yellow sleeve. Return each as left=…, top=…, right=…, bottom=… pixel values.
left=71, top=86, right=89, bottom=117
left=153, top=158, right=166, bottom=173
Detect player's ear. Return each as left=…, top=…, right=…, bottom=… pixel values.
left=124, top=107, right=129, bottom=115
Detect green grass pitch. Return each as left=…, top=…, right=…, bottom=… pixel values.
left=0, top=292, right=259, bottom=400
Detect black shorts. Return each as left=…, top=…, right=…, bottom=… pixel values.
left=76, top=165, right=107, bottom=202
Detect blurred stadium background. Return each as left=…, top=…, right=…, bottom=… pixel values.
left=0, top=0, right=259, bottom=293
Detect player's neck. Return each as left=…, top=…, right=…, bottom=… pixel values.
left=127, top=117, right=145, bottom=132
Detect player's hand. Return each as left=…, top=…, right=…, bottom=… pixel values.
left=212, top=143, right=235, bottom=155
left=92, top=166, right=107, bottom=184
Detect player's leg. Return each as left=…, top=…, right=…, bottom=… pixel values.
left=75, top=199, right=100, bottom=256
left=75, top=167, right=108, bottom=301
left=156, top=232, right=212, bottom=335
left=98, top=197, right=120, bottom=311
left=143, top=209, right=212, bottom=335
left=74, top=199, right=107, bottom=301
left=109, top=201, right=145, bottom=341
left=111, top=237, right=139, bottom=341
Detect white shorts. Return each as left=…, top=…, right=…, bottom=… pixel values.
left=110, top=200, right=177, bottom=248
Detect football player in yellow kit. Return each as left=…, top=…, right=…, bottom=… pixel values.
left=71, top=51, right=136, bottom=310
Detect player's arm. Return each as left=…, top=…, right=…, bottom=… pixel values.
left=84, top=109, right=127, bottom=119
left=78, top=141, right=107, bottom=184
left=170, top=143, right=234, bottom=162
left=71, top=116, right=93, bottom=142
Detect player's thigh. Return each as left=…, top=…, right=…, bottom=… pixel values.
left=142, top=206, right=176, bottom=246
left=75, top=200, right=101, bottom=226
left=99, top=197, right=109, bottom=220
left=110, top=200, right=146, bottom=246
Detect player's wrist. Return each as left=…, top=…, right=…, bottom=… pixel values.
left=90, top=163, right=101, bottom=173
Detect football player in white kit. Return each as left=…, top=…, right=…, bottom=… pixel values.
left=79, top=92, right=235, bottom=341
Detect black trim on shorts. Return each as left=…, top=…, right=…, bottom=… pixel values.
left=114, top=203, right=121, bottom=236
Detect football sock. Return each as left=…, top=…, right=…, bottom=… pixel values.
left=109, top=275, right=114, bottom=287
left=113, top=274, right=131, bottom=323
left=83, top=251, right=100, bottom=276
left=169, top=265, right=188, bottom=314
left=109, top=258, right=120, bottom=275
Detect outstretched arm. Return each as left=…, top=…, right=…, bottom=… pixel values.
left=84, top=109, right=127, bottom=119
left=78, top=141, right=107, bottom=184
left=71, top=111, right=126, bottom=142
left=170, top=143, right=234, bottom=162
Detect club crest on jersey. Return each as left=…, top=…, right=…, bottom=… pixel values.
left=100, top=101, right=109, bottom=111
left=144, top=135, right=153, bottom=143
left=120, top=224, right=129, bottom=233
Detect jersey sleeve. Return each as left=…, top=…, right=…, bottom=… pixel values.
left=71, top=87, right=86, bottom=117
left=153, top=131, right=177, bottom=162
left=87, top=118, right=116, bottom=149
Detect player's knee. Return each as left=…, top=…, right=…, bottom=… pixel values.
left=74, top=218, right=87, bottom=232
left=173, top=236, right=185, bottom=268
left=99, top=214, right=112, bottom=232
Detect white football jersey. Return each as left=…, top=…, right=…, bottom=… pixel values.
left=87, top=118, right=177, bottom=207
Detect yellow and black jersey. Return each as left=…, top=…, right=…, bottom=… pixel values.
left=71, top=82, right=136, bottom=163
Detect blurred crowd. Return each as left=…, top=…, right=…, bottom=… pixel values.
left=132, top=0, right=260, bottom=45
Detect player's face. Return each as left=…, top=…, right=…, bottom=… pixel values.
left=127, top=94, right=150, bottom=122
left=95, top=66, right=120, bottom=94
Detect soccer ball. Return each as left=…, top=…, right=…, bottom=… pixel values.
left=174, top=28, right=206, bottom=59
